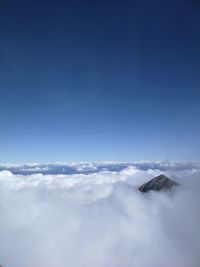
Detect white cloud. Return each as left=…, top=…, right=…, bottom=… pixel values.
left=0, top=163, right=200, bottom=267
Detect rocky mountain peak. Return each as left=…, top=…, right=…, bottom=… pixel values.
left=138, top=174, right=178, bottom=192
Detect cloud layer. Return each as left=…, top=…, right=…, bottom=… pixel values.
left=0, top=162, right=200, bottom=267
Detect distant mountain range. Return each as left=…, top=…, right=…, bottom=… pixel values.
left=0, top=162, right=199, bottom=175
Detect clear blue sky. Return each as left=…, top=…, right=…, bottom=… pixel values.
left=0, top=0, right=200, bottom=162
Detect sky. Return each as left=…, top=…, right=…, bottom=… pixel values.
left=0, top=0, right=200, bottom=162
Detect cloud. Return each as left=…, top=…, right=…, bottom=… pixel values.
left=1, top=161, right=200, bottom=175
left=0, top=163, right=200, bottom=267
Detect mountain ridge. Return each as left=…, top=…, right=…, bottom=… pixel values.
left=138, top=174, right=178, bottom=192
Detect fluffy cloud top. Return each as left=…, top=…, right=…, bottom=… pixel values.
left=0, top=162, right=200, bottom=267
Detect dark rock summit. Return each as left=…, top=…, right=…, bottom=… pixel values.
left=138, top=174, right=178, bottom=192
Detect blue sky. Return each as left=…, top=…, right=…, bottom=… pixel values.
left=0, top=0, right=200, bottom=162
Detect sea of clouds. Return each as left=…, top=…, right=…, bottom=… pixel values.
left=0, top=161, right=200, bottom=267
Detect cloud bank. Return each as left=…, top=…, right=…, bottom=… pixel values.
left=0, top=162, right=200, bottom=267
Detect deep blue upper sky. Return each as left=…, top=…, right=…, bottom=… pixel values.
left=0, top=0, right=200, bottom=162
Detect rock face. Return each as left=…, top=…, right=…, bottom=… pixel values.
left=138, top=174, right=178, bottom=192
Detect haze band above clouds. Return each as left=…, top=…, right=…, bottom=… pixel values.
left=0, top=162, right=200, bottom=267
